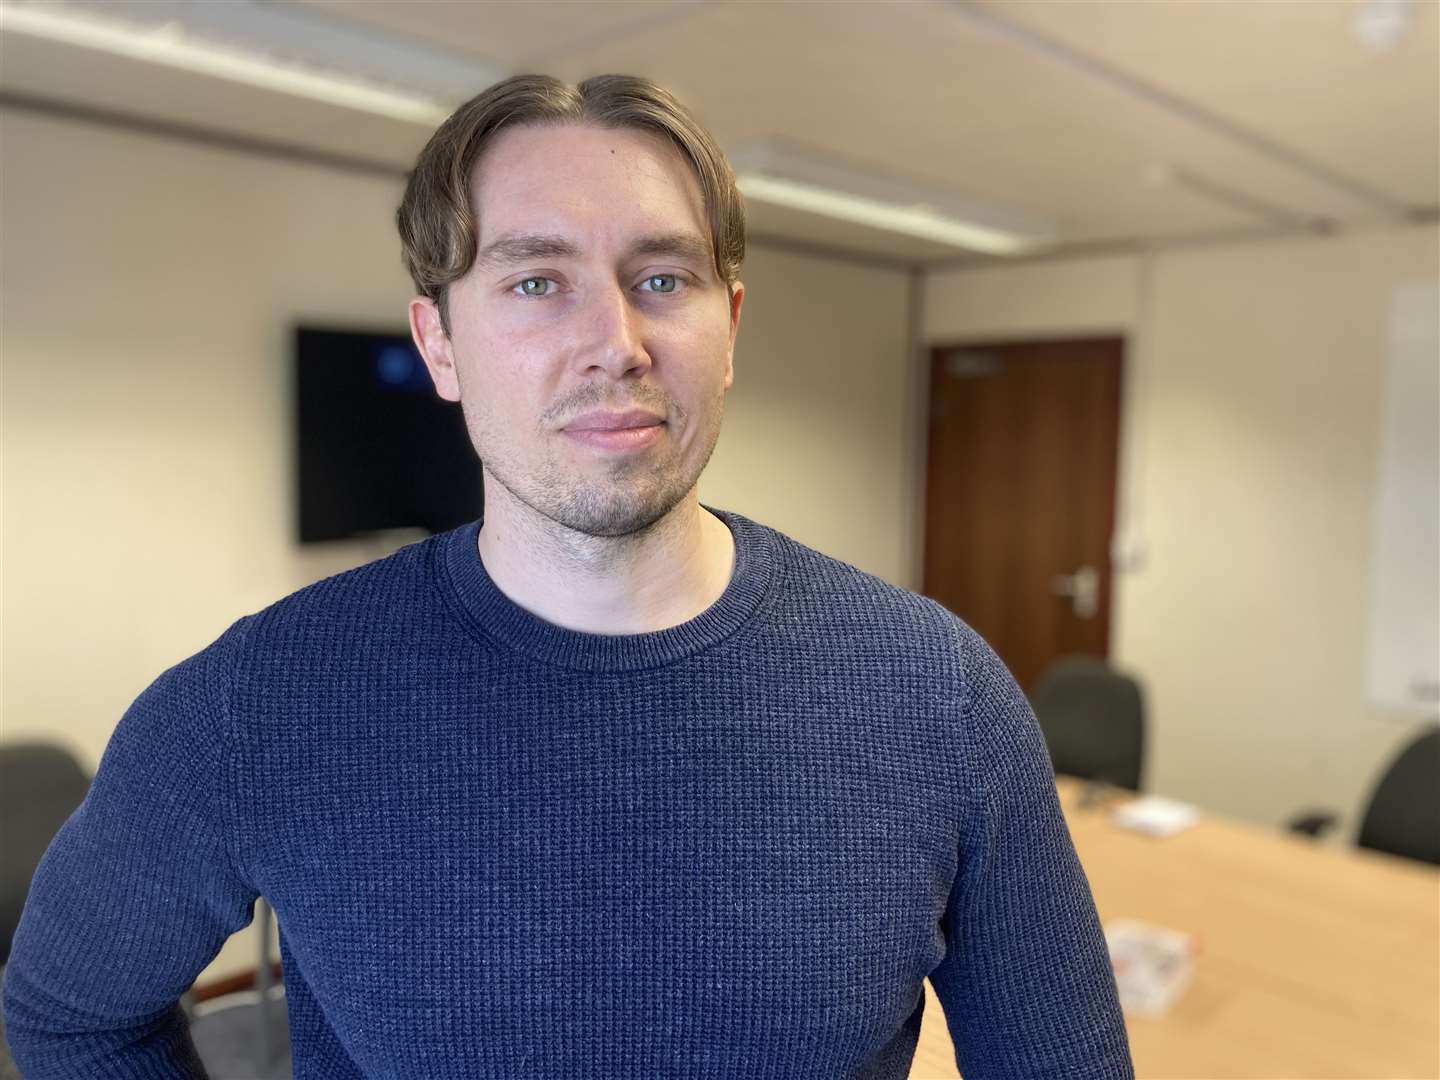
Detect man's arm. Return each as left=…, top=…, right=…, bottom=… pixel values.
left=1, top=622, right=259, bottom=1079
left=928, top=618, right=1134, bottom=1080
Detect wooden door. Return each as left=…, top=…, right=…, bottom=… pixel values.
left=922, top=338, right=1123, bottom=693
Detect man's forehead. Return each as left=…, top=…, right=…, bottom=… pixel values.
left=472, top=122, right=697, bottom=197
left=468, top=123, right=711, bottom=265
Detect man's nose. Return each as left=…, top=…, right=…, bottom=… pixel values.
left=578, top=282, right=652, bottom=378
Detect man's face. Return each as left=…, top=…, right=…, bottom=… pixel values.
left=410, top=122, right=744, bottom=539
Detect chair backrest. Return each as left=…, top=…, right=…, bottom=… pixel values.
left=1028, top=655, right=1145, bottom=791
left=0, top=742, right=93, bottom=965
left=1356, top=727, right=1440, bottom=866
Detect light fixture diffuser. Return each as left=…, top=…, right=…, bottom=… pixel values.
left=730, top=140, right=1057, bottom=256
left=0, top=1, right=459, bottom=125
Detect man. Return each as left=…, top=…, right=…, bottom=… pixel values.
left=3, top=74, right=1133, bottom=1078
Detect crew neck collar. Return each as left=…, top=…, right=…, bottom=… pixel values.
left=437, top=505, right=779, bottom=673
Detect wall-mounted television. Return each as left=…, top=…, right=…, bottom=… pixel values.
left=295, top=325, right=483, bottom=543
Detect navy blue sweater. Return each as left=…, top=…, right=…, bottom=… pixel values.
left=3, top=507, right=1133, bottom=1078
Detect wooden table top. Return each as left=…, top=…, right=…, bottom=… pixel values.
left=910, top=776, right=1440, bottom=1080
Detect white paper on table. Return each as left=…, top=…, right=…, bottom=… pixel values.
left=1104, top=919, right=1199, bottom=1018
left=1110, top=795, right=1199, bottom=837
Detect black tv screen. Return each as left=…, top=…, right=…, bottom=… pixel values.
left=295, top=326, right=483, bottom=543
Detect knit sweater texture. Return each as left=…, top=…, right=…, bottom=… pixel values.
left=3, top=506, right=1133, bottom=1079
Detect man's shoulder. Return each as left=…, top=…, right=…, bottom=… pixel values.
left=736, top=511, right=1012, bottom=687
left=740, top=512, right=958, bottom=639
left=238, top=526, right=457, bottom=645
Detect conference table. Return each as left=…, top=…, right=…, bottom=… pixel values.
left=910, top=775, right=1440, bottom=1079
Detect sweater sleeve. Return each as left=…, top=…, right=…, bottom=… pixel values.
left=1, top=621, right=259, bottom=1079
left=928, top=618, right=1135, bottom=1079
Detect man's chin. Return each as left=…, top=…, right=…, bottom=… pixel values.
left=552, top=497, right=684, bottom=539
left=481, top=456, right=698, bottom=539
left=514, top=479, right=690, bottom=540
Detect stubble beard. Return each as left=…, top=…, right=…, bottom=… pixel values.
left=470, top=392, right=726, bottom=540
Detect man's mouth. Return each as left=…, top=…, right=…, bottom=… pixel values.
left=562, top=423, right=666, bottom=452
left=564, top=408, right=666, bottom=432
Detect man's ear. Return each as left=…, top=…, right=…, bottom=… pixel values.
left=408, top=295, right=461, bottom=402
left=724, top=281, right=744, bottom=391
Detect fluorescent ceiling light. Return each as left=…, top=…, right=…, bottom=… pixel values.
left=731, top=140, right=1056, bottom=256
left=736, top=174, right=1041, bottom=256
left=1352, top=0, right=1412, bottom=51
left=0, top=2, right=455, bottom=125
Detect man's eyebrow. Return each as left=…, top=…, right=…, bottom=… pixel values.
left=627, top=233, right=714, bottom=266
left=472, top=231, right=715, bottom=273
left=473, top=233, right=582, bottom=270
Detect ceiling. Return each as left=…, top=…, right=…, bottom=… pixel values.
left=1, top=0, right=1435, bottom=267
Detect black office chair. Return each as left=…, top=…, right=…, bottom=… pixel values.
left=1289, top=727, right=1440, bottom=866
left=1028, top=655, right=1146, bottom=792
left=0, top=742, right=94, bottom=1080
left=184, top=898, right=291, bottom=1079
left=0, top=740, right=289, bottom=1077
left=0, top=742, right=93, bottom=968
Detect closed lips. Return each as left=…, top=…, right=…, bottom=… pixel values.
left=565, top=410, right=664, bottom=431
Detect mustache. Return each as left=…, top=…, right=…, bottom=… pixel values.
left=546, top=389, right=677, bottom=424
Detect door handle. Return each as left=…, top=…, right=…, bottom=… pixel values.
left=1049, top=565, right=1100, bottom=619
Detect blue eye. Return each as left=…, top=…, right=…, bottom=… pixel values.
left=516, top=277, right=553, bottom=297
left=642, top=274, right=678, bottom=294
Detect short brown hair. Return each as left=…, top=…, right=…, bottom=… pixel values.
left=396, top=74, right=746, bottom=335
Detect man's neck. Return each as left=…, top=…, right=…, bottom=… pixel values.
left=476, top=492, right=736, bottom=636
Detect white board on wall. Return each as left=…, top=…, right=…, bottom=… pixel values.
left=1365, top=280, right=1440, bottom=718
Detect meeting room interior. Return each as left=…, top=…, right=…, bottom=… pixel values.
left=1, top=2, right=1437, bottom=1078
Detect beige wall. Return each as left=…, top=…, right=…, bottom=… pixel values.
left=0, top=108, right=913, bottom=980
left=703, top=256, right=913, bottom=577
left=925, top=225, right=1440, bottom=841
